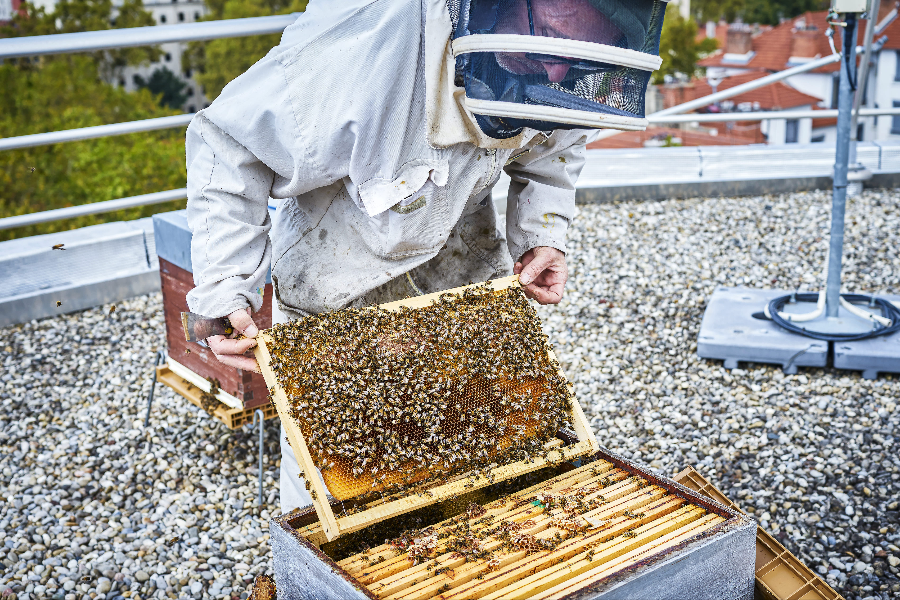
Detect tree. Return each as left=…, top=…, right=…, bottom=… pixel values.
left=183, top=0, right=307, bottom=101
left=135, top=67, right=189, bottom=109
left=742, top=0, right=829, bottom=25
left=654, top=4, right=719, bottom=84
left=2, top=0, right=161, bottom=80
left=0, top=1, right=187, bottom=241
left=691, top=0, right=830, bottom=25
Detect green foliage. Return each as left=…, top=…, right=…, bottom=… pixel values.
left=691, top=0, right=830, bottom=25
left=742, top=0, right=830, bottom=25
left=0, top=1, right=186, bottom=241
left=183, top=0, right=307, bottom=101
left=654, top=4, right=719, bottom=84
left=135, top=67, right=189, bottom=109
left=1, top=0, right=160, bottom=79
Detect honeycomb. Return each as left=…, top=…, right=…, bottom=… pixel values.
left=264, top=282, right=575, bottom=502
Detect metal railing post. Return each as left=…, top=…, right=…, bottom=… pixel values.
left=252, top=409, right=266, bottom=510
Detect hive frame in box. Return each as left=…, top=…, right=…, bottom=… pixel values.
left=673, top=466, right=843, bottom=600
left=254, top=275, right=600, bottom=542
left=269, top=448, right=757, bottom=600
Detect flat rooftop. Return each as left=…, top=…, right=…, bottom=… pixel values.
left=1, top=189, right=899, bottom=600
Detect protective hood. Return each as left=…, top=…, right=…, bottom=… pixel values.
left=447, top=0, right=666, bottom=139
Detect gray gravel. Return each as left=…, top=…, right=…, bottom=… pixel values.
left=0, top=296, right=279, bottom=600
left=538, top=188, right=900, bottom=600
left=1, top=188, right=899, bottom=600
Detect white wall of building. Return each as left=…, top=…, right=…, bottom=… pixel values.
left=116, top=0, right=208, bottom=113
left=786, top=72, right=834, bottom=107
left=872, top=49, right=900, bottom=140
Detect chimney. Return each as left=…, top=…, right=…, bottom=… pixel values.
left=790, top=19, right=819, bottom=59
left=725, top=24, right=753, bottom=55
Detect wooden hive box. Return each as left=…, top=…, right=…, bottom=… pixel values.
left=251, top=276, right=756, bottom=599
left=268, top=448, right=757, bottom=600
left=153, top=211, right=272, bottom=412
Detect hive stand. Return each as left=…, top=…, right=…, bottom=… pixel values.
left=698, top=287, right=900, bottom=379
left=254, top=275, right=600, bottom=542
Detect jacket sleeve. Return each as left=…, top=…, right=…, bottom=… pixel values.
left=185, top=49, right=317, bottom=319
left=185, top=114, right=274, bottom=318
left=503, top=130, right=589, bottom=263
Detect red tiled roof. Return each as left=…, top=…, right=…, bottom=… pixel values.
left=699, top=11, right=855, bottom=74
left=587, top=126, right=759, bottom=150
left=660, top=71, right=822, bottom=111
left=875, top=4, right=900, bottom=51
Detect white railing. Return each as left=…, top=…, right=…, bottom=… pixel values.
left=0, top=14, right=299, bottom=58
left=0, top=20, right=890, bottom=231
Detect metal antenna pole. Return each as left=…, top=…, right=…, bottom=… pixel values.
left=848, top=0, right=880, bottom=176
left=826, top=13, right=858, bottom=319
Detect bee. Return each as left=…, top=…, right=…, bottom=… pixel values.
left=165, top=536, right=180, bottom=546
left=80, top=575, right=93, bottom=583
left=52, top=243, right=65, bottom=250
left=109, top=305, right=116, bottom=315
left=56, top=300, right=62, bottom=307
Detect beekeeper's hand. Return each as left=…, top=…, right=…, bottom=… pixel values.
left=207, top=308, right=261, bottom=373
left=514, top=246, right=568, bottom=305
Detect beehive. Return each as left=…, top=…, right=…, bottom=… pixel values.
left=270, top=449, right=757, bottom=600
left=255, top=276, right=599, bottom=541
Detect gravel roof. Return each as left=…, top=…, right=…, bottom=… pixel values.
left=2, top=189, right=899, bottom=600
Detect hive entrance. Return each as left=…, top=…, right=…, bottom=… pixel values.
left=255, top=276, right=599, bottom=540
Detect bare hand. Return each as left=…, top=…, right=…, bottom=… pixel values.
left=207, top=308, right=261, bottom=373
left=514, top=246, right=568, bottom=305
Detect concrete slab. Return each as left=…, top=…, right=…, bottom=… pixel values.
left=834, top=294, right=900, bottom=379
left=697, top=287, right=828, bottom=373
left=0, top=219, right=159, bottom=326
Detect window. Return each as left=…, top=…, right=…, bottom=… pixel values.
left=184, top=68, right=192, bottom=78
left=188, top=105, right=196, bottom=113
left=811, top=134, right=825, bottom=143
left=194, top=11, right=200, bottom=19
left=178, top=12, right=184, bottom=21
left=159, top=14, right=166, bottom=23
left=785, top=119, right=799, bottom=144
left=164, top=53, right=171, bottom=62
left=187, top=87, right=194, bottom=97
left=892, top=101, right=900, bottom=134
left=895, top=51, right=900, bottom=81
left=132, top=74, right=141, bottom=86
left=118, top=78, right=125, bottom=87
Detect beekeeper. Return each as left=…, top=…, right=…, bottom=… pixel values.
left=186, top=0, right=666, bottom=513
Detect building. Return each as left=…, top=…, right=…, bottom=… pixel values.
left=698, top=8, right=900, bottom=144
left=660, top=71, right=824, bottom=144
left=117, top=0, right=209, bottom=113
left=0, top=0, right=21, bottom=22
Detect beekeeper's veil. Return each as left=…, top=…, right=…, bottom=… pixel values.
left=446, top=0, right=667, bottom=139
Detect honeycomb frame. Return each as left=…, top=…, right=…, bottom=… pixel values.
left=255, top=275, right=599, bottom=541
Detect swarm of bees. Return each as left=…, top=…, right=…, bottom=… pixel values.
left=266, top=283, right=574, bottom=501
left=199, top=377, right=224, bottom=415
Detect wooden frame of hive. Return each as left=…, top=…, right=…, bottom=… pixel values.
left=268, top=448, right=757, bottom=600
left=254, top=275, right=600, bottom=542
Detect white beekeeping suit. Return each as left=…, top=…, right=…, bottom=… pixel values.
left=185, top=0, right=666, bottom=512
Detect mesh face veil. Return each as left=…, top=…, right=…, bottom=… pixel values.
left=452, top=0, right=667, bottom=139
